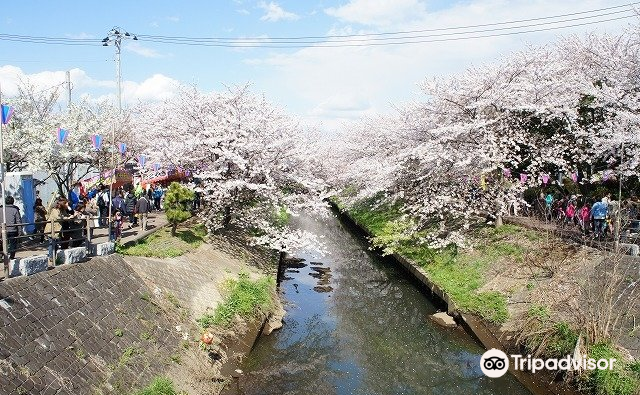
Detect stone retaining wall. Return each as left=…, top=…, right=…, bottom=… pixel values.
left=0, top=255, right=182, bottom=395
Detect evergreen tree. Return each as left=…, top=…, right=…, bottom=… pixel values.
left=164, top=182, right=195, bottom=236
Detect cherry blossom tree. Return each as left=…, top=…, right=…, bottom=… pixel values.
left=133, top=84, right=326, bottom=252
left=2, top=81, right=136, bottom=198
left=325, top=26, right=640, bottom=248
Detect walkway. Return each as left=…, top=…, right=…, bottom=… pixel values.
left=1, top=212, right=168, bottom=281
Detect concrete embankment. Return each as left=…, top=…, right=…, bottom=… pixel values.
left=0, top=241, right=275, bottom=395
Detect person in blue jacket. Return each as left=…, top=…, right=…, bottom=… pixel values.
left=591, top=198, right=609, bottom=239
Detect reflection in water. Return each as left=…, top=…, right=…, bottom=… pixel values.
left=241, top=213, right=531, bottom=395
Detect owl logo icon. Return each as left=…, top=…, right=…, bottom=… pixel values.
left=480, top=349, right=509, bottom=378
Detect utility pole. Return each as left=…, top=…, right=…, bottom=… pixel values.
left=65, top=70, right=72, bottom=108
left=615, top=141, right=624, bottom=253
left=102, top=27, right=137, bottom=240
left=0, top=85, right=8, bottom=278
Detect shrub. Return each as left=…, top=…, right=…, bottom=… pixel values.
left=131, top=376, right=177, bottom=395
left=164, top=182, right=195, bottom=236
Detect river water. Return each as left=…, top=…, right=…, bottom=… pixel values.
left=239, top=213, right=531, bottom=395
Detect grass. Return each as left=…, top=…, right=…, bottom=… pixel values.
left=118, top=346, right=142, bottom=368
left=131, top=377, right=177, bottom=395
left=165, top=292, right=181, bottom=308
left=527, top=304, right=550, bottom=322
left=545, top=322, right=579, bottom=357
left=347, top=197, right=512, bottom=323
left=197, top=272, right=275, bottom=328
left=117, top=223, right=207, bottom=258
left=583, top=343, right=640, bottom=395
left=349, top=195, right=404, bottom=236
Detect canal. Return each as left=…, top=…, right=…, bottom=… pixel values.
left=239, top=212, right=531, bottom=394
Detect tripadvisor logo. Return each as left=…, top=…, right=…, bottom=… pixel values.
left=480, top=348, right=616, bottom=378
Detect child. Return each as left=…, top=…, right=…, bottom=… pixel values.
left=565, top=199, right=576, bottom=226
left=110, top=209, right=123, bottom=241
left=578, top=202, right=590, bottom=234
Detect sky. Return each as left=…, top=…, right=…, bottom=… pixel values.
left=0, top=0, right=635, bottom=132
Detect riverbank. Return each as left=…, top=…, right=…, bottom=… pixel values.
left=329, top=197, right=640, bottom=395
left=120, top=226, right=282, bottom=395
left=0, top=223, right=280, bottom=395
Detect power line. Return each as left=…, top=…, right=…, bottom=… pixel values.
left=0, top=2, right=635, bottom=49
left=140, top=15, right=637, bottom=48
left=138, top=1, right=639, bottom=41
left=140, top=8, right=636, bottom=46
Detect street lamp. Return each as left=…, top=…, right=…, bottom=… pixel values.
left=102, top=27, right=137, bottom=240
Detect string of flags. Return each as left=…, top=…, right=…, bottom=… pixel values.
left=1, top=104, right=168, bottom=176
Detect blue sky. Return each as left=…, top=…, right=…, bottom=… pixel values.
left=0, top=0, right=634, bottom=131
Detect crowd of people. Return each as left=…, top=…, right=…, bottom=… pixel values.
left=0, top=181, right=167, bottom=261
left=535, top=191, right=639, bottom=240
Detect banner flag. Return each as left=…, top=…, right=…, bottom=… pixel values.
left=57, top=128, right=68, bottom=145
left=1, top=104, right=14, bottom=125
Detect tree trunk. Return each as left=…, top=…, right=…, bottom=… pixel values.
left=171, top=222, right=177, bottom=236
left=222, top=206, right=232, bottom=228
left=495, top=214, right=503, bottom=227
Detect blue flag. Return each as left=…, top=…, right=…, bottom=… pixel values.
left=1, top=104, right=13, bottom=125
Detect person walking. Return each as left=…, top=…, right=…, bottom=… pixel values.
left=44, top=197, right=63, bottom=259
left=0, top=196, right=22, bottom=259
left=124, top=189, right=138, bottom=227
left=97, top=185, right=109, bottom=227
left=112, top=192, right=126, bottom=216
left=591, top=198, right=609, bottom=239
left=153, top=186, right=163, bottom=211
left=135, top=194, right=151, bottom=231
left=34, top=198, right=48, bottom=243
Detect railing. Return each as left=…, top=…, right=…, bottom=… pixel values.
left=1, top=214, right=116, bottom=279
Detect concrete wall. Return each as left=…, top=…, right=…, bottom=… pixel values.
left=0, top=255, right=182, bottom=395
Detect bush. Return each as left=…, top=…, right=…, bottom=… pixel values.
left=164, top=182, right=195, bottom=236
left=131, top=377, right=177, bottom=395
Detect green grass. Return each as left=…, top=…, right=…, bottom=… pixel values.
left=197, top=273, right=275, bottom=328
left=117, top=224, right=207, bottom=258
left=271, top=206, right=290, bottom=228
left=350, top=196, right=403, bottom=236
left=347, top=196, right=511, bottom=324
left=546, top=322, right=579, bottom=357
left=166, top=292, right=181, bottom=308
left=527, top=304, right=550, bottom=322
left=583, top=343, right=640, bottom=395
left=131, top=377, right=177, bottom=395
left=118, top=346, right=142, bottom=367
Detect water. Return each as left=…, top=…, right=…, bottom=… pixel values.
left=240, top=213, right=531, bottom=395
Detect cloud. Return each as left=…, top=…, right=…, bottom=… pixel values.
left=125, top=42, right=163, bottom=58
left=248, top=0, right=631, bottom=131
left=325, top=0, right=427, bottom=27
left=166, top=16, right=180, bottom=22
left=258, top=1, right=300, bottom=22
left=124, top=74, right=180, bottom=102
left=0, top=65, right=179, bottom=107
left=237, top=8, right=250, bottom=15
left=310, top=94, right=372, bottom=116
